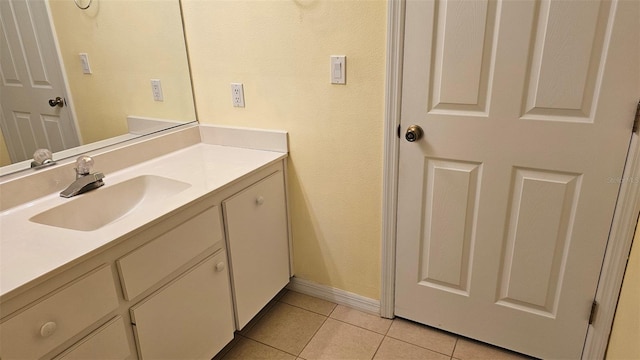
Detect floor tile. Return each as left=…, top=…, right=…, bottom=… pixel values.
left=280, top=290, right=337, bottom=316
left=330, top=304, right=393, bottom=334
left=453, top=338, right=532, bottom=360
left=238, top=296, right=281, bottom=335
left=373, top=337, right=451, bottom=360
left=299, top=318, right=384, bottom=360
left=245, top=302, right=327, bottom=356
left=387, top=318, right=457, bottom=355
left=222, top=336, right=297, bottom=360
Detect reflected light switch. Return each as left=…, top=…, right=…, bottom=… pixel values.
left=330, top=55, right=346, bottom=84
left=79, top=53, right=92, bottom=74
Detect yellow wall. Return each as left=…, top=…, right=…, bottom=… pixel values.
left=607, top=220, right=640, bottom=359
left=182, top=0, right=387, bottom=299
left=48, top=0, right=195, bottom=145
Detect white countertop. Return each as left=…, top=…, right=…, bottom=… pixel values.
left=0, top=143, right=286, bottom=298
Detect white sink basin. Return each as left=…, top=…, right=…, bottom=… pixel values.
left=29, top=175, right=191, bottom=231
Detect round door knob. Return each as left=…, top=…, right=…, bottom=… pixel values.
left=215, top=262, right=226, bottom=272
left=256, top=196, right=265, bottom=205
left=405, top=125, right=423, bottom=142
left=48, top=97, right=64, bottom=108
left=40, top=321, right=57, bottom=337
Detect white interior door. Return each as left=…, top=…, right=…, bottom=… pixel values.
left=0, top=0, right=79, bottom=163
left=394, top=0, right=639, bottom=358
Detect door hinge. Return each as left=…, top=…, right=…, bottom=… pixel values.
left=589, top=300, right=599, bottom=325
left=633, top=100, right=640, bottom=133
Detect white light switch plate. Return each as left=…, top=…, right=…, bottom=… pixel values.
left=79, top=53, right=92, bottom=74
left=330, top=55, right=346, bottom=84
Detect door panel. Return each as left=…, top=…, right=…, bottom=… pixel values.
left=419, top=158, right=480, bottom=296
left=395, top=0, right=639, bottom=358
left=523, top=0, right=608, bottom=120
left=430, top=0, right=496, bottom=114
left=498, top=168, right=580, bottom=316
left=0, top=0, right=79, bottom=162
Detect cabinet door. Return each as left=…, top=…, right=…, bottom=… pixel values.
left=130, top=252, right=234, bottom=360
left=223, top=171, right=290, bottom=329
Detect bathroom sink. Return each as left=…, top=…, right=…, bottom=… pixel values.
left=30, top=175, right=191, bottom=231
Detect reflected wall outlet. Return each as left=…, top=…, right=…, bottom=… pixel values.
left=231, top=83, right=245, bottom=107
left=151, top=79, right=163, bottom=102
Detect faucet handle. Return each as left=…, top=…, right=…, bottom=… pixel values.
left=75, top=155, right=95, bottom=176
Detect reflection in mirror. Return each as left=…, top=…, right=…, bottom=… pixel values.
left=0, top=0, right=196, bottom=175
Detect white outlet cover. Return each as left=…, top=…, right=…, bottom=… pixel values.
left=150, top=79, right=164, bottom=101
left=231, top=83, right=245, bottom=107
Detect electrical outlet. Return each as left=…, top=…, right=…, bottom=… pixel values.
left=150, top=79, right=163, bottom=101
left=231, top=83, right=245, bottom=107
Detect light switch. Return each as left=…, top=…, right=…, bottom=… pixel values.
left=330, top=55, right=346, bottom=84
left=79, top=53, right=92, bottom=74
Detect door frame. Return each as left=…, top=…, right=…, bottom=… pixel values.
left=379, top=0, right=640, bottom=358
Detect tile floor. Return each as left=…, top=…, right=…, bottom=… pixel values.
left=215, top=290, right=534, bottom=360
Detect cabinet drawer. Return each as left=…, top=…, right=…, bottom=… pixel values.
left=117, top=206, right=222, bottom=300
left=0, top=266, right=119, bottom=359
left=130, top=251, right=235, bottom=359
left=223, top=171, right=290, bottom=329
left=56, top=316, right=132, bottom=360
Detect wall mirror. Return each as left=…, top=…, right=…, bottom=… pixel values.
left=0, top=0, right=196, bottom=176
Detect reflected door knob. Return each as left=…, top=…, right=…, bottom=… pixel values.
left=48, top=97, right=64, bottom=108
left=405, top=125, right=423, bottom=142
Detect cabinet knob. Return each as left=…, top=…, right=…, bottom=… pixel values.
left=215, top=262, right=226, bottom=272
left=40, top=321, right=57, bottom=337
left=256, top=196, right=265, bottom=205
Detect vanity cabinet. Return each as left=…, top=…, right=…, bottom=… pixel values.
left=0, top=159, right=290, bottom=359
left=223, top=170, right=290, bottom=329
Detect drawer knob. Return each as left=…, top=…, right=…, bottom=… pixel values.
left=40, top=321, right=57, bottom=337
left=256, top=196, right=265, bottom=205
left=215, top=262, right=226, bottom=272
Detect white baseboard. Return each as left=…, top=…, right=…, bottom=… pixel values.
left=287, top=277, right=381, bottom=316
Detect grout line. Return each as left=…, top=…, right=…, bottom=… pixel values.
left=236, top=334, right=301, bottom=358
left=328, top=316, right=391, bottom=336
left=276, top=299, right=338, bottom=317
left=297, top=312, right=330, bottom=358
left=451, top=337, right=459, bottom=359
left=371, top=335, right=385, bottom=360
left=383, top=335, right=458, bottom=358
left=383, top=318, right=394, bottom=336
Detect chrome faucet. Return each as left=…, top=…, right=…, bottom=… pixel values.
left=60, top=156, right=105, bottom=198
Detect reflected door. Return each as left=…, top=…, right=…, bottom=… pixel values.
left=0, top=0, right=79, bottom=163
left=394, top=0, right=639, bottom=358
